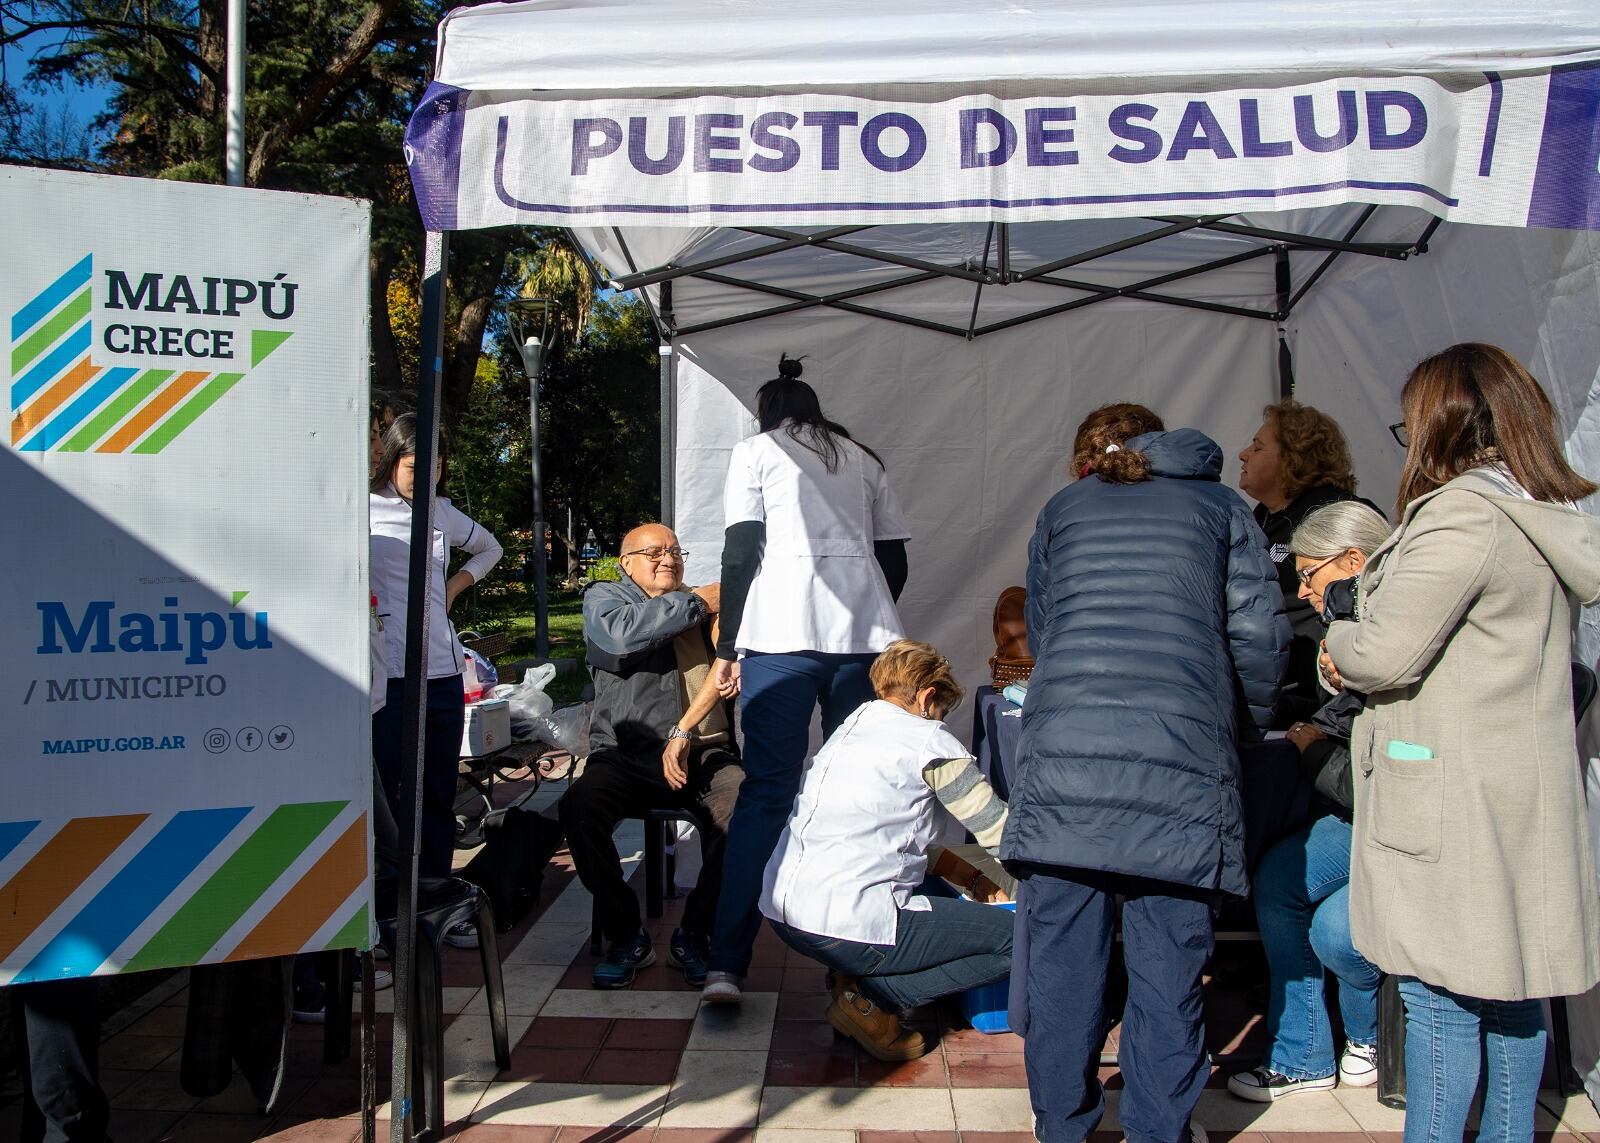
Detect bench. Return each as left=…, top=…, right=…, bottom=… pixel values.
left=460, top=630, right=511, bottom=663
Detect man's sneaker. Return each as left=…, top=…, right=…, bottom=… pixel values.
left=592, top=933, right=655, bottom=989
left=667, top=928, right=710, bottom=987
left=701, top=971, right=743, bottom=1004
left=1188, top=1123, right=1209, bottom=1143
left=292, top=979, right=327, bottom=1025
left=443, top=921, right=479, bottom=949
left=1226, top=1067, right=1336, bottom=1102
left=1339, top=1041, right=1379, bottom=1087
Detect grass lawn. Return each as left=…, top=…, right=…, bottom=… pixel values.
left=456, top=582, right=589, bottom=704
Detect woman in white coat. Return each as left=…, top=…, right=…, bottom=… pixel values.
left=704, top=355, right=911, bottom=1002
left=1323, top=343, right=1600, bottom=1143
left=370, top=414, right=502, bottom=898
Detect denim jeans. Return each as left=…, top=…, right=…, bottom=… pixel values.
left=372, top=675, right=465, bottom=880
left=1253, top=814, right=1380, bottom=1079
left=1398, top=978, right=1546, bottom=1143
left=770, top=895, right=1013, bottom=1011
left=709, top=650, right=876, bottom=976
left=1022, top=867, right=1215, bottom=1143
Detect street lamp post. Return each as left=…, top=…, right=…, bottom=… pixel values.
left=508, top=298, right=556, bottom=660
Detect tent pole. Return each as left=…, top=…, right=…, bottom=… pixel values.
left=659, top=279, right=675, bottom=527
left=1275, top=247, right=1295, bottom=399
left=390, top=228, right=450, bottom=1143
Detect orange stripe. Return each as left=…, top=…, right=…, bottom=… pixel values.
left=227, top=816, right=367, bottom=962
left=0, top=815, right=147, bottom=962
left=97, top=370, right=208, bottom=453
left=11, top=357, right=100, bottom=443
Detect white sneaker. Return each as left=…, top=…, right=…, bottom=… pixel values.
left=443, top=920, right=480, bottom=949
left=701, top=971, right=743, bottom=1004
left=1190, top=1123, right=1208, bottom=1143
left=366, top=967, right=394, bottom=991
left=1340, top=1041, right=1378, bottom=1087
left=1226, top=1066, right=1337, bottom=1101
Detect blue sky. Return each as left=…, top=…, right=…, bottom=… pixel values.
left=3, top=35, right=116, bottom=151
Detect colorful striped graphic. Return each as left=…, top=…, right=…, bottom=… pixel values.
left=7, top=255, right=291, bottom=454
left=0, top=802, right=369, bottom=985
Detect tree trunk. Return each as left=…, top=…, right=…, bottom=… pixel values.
left=444, top=291, right=493, bottom=432
left=196, top=0, right=225, bottom=119
left=370, top=248, right=401, bottom=397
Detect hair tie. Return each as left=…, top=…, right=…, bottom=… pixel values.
left=1104, top=443, right=1121, bottom=453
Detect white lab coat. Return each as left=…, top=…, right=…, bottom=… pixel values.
left=723, top=426, right=910, bottom=655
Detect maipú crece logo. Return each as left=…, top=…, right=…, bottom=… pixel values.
left=9, top=255, right=295, bottom=453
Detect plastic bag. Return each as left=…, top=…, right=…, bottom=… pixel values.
left=533, top=702, right=591, bottom=757
left=493, top=664, right=555, bottom=740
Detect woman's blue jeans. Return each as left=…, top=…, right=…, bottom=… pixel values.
left=769, top=896, right=1013, bottom=1012
left=1398, top=978, right=1546, bottom=1143
left=708, top=650, right=876, bottom=977
left=1254, top=814, right=1380, bottom=1079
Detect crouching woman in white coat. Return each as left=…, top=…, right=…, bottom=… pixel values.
left=1322, top=343, right=1600, bottom=1143
left=762, top=641, right=1013, bottom=1062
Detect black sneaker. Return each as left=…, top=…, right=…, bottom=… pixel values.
left=1226, top=1066, right=1336, bottom=1102
left=292, top=978, right=327, bottom=1024
left=667, top=927, right=710, bottom=987
left=592, top=932, right=655, bottom=989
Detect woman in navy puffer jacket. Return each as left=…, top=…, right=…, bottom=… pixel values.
left=1002, top=403, right=1287, bottom=1143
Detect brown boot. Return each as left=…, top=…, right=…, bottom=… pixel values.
left=826, top=976, right=929, bottom=1061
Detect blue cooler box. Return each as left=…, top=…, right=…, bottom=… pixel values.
left=959, top=900, right=1017, bottom=1034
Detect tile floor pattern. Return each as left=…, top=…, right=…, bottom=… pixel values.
left=4, top=771, right=1599, bottom=1143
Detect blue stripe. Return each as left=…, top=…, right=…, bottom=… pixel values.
left=15, top=807, right=248, bottom=982
left=10, top=323, right=92, bottom=407
left=12, top=255, right=92, bottom=342
left=1479, top=73, right=1504, bottom=178
left=0, top=821, right=40, bottom=864
left=21, top=366, right=138, bottom=452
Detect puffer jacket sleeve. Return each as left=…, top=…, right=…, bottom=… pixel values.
left=1225, top=500, right=1290, bottom=731
left=1024, top=508, right=1052, bottom=659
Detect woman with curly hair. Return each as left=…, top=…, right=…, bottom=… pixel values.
left=1238, top=401, right=1379, bottom=724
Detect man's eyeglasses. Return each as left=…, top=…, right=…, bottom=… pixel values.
left=1389, top=422, right=1409, bottom=447
left=622, top=546, right=688, bottom=562
left=1296, top=553, right=1343, bottom=587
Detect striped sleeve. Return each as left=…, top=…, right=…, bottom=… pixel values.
left=922, top=754, right=1008, bottom=854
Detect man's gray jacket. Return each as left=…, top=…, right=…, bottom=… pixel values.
left=583, top=577, right=712, bottom=762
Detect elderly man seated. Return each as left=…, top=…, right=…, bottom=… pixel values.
left=560, top=523, right=744, bottom=989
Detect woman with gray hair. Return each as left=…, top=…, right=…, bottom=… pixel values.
left=1229, top=500, right=1391, bottom=1103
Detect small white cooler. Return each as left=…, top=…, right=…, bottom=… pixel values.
left=461, top=697, right=511, bottom=756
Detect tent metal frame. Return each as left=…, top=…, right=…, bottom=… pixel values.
left=605, top=211, right=1443, bottom=342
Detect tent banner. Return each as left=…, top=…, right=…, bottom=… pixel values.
left=406, top=64, right=1600, bottom=234
left=0, top=166, right=373, bottom=986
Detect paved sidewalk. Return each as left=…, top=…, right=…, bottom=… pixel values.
left=5, top=772, right=1597, bottom=1142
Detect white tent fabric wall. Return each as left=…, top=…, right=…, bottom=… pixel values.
left=665, top=300, right=1274, bottom=709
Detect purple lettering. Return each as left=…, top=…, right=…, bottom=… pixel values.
left=628, top=115, right=686, bottom=176
left=1367, top=91, right=1427, bottom=150
left=861, top=113, right=926, bottom=173
left=803, top=111, right=859, bottom=171
left=749, top=111, right=800, bottom=173
left=1167, top=101, right=1237, bottom=161
left=1108, top=104, right=1162, bottom=164
left=1294, top=91, right=1359, bottom=153
left=1025, top=107, right=1078, bottom=167
left=570, top=118, right=622, bottom=175
left=960, top=108, right=1017, bottom=169
left=1239, top=99, right=1292, bottom=158
left=693, top=113, right=743, bottom=174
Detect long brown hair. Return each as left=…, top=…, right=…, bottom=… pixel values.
left=1071, top=403, right=1165, bottom=484
left=1396, top=342, right=1596, bottom=516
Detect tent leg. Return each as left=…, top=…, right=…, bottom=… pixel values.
left=1274, top=247, right=1295, bottom=399
left=390, top=227, right=450, bottom=1143
left=659, top=341, right=674, bottom=527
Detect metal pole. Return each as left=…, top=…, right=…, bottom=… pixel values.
left=224, top=0, right=246, bottom=186
left=390, top=229, right=449, bottom=1143
left=658, top=343, right=674, bottom=527
left=526, top=340, right=549, bottom=659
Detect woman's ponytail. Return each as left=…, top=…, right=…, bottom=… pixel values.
left=1093, top=446, right=1154, bottom=484
left=1069, top=402, right=1164, bottom=483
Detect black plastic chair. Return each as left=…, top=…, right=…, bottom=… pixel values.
left=589, top=807, right=699, bottom=956
left=333, top=876, right=512, bottom=1135
left=1376, top=660, right=1600, bottom=1108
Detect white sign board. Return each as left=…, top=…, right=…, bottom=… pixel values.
left=0, top=166, right=373, bottom=985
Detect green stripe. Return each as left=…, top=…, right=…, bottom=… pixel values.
left=325, top=903, right=371, bottom=952
left=10, top=288, right=91, bottom=374
left=123, top=801, right=346, bottom=972
left=60, top=369, right=171, bottom=453
left=133, top=372, right=243, bottom=454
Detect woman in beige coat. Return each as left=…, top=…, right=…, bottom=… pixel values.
left=1323, top=343, right=1600, bottom=1143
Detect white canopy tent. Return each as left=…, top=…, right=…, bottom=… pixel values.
left=390, top=2, right=1600, bottom=1126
